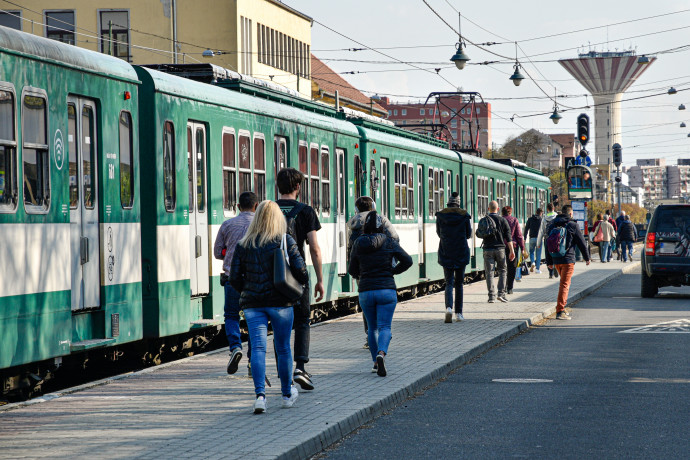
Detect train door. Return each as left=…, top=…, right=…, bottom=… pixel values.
left=68, top=98, right=100, bottom=311
left=416, top=165, right=424, bottom=265
left=187, top=122, right=210, bottom=296
left=336, top=148, right=347, bottom=275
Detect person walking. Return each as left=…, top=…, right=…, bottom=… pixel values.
left=617, top=214, right=638, bottom=262
left=276, top=168, right=324, bottom=391
left=213, top=191, right=258, bottom=375
left=592, top=213, right=615, bottom=263
left=524, top=208, right=544, bottom=274
left=545, top=205, right=591, bottom=320
left=348, top=211, right=412, bottom=376
left=605, top=212, right=618, bottom=262
left=537, top=203, right=559, bottom=279
left=480, top=201, right=515, bottom=303
left=229, top=201, right=309, bottom=414
left=502, top=206, right=525, bottom=295
left=347, top=196, right=399, bottom=345
left=436, top=192, right=472, bottom=322
left=615, top=211, right=626, bottom=260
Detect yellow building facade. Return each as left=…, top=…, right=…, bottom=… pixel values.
left=0, top=0, right=312, bottom=97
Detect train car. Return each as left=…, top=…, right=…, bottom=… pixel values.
left=0, top=27, right=142, bottom=391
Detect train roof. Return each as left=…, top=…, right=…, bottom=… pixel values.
left=459, top=153, right=516, bottom=175
left=0, top=26, right=138, bottom=83
left=353, top=123, right=459, bottom=161
left=134, top=66, right=360, bottom=136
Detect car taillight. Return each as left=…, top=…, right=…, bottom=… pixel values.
left=645, top=232, right=656, bottom=256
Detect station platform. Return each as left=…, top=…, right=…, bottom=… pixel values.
left=1, top=258, right=641, bottom=460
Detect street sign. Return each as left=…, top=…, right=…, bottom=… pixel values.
left=575, top=155, right=592, bottom=166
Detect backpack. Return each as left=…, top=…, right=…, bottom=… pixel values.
left=476, top=215, right=498, bottom=239
left=546, top=225, right=568, bottom=258
left=282, top=202, right=307, bottom=241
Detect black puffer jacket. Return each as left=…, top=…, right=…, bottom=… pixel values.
left=435, top=207, right=472, bottom=268
left=348, top=233, right=413, bottom=292
left=229, top=234, right=309, bottom=309
left=617, top=219, right=638, bottom=242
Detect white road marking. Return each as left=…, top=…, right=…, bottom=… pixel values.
left=492, top=378, right=553, bottom=383
left=619, top=319, right=690, bottom=334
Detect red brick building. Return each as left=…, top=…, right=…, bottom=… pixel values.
left=377, top=96, right=491, bottom=153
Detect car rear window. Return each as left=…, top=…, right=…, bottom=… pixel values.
left=654, top=207, right=690, bottom=234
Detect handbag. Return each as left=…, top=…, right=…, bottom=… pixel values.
left=521, top=262, right=529, bottom=276
left=593, top=222, right=604, bottom=243
left=273, top=234, right=304, bottom=301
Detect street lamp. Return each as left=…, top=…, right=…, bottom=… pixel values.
left=450, top=13, right=470, bottom=70
left=549, top=88, right=562, bottom=124
left=509, top=42, right=525, bottom=87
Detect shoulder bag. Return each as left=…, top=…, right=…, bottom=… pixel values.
left=273, top=234, right=304, bottom=301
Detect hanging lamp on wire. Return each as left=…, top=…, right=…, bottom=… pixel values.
left=450, top=12, right=470, bottom=70
left=509, top=42, right=525, bottom=87
left=549, top=88, right=563, bottom=124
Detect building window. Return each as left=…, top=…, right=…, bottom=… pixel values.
left=394, top=110, right=398, bottom=116
left=0, top=88, right=17, bottom=211
left=451, top=120, right=457, bottom=128
left=0, top=11, right=21, bottom=30
left=241, top=16, right=253, bottom=75
left=22, top=94, right=50, bottom=211
left=476, top=108, right=481, bottom=114
left=452, top=130, right=457, bottom=138
left=163, top=122, right=176, bottom=212
left=222, top=131, right=236, bottom=213
left=402, top=109, right=407, bottom=115
left=253, top=136, right=266, bottom=201
left=100, top=10, right=130, bottom=60
left=45, top=11, right=75, bottom=45
left=388, top=110, right=392, bottom=116
left=119, top=111, right=134, bottom=208
left=420, top=109, right=425, bottom=116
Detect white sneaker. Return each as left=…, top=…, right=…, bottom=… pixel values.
left=445, top=307, right=453, bottom=323
left=455, top=313, right=464, bottom=322
left=282, top=385, right=299, bottom=408
left=535, top=269, right=542, bottom=274
left=254, top=396, right=266, bottom=414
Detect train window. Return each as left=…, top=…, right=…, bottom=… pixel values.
left=428, top=167, right=434, bottom=216
left=298, top=141, right=308, bottom=204
left=67, top=104, right=77, bottom=209
left=380, top=158, right=389, bottom=217
left=222, top=130, right=236, bottom=213
left=187, top=127, right=194, bottom=212
left=407, top=163, right=414, bottom=217
left=446, top=170, right=451, bottom=206
left=468, top=175, right=474, bottom=215
left=455, top=174, right=459, bottom=196
left=489, top=178, right=494, bottom=203
left=238, top=134, right=251, bottom=195
left=394, top=162, right=401, bottom=218
left=0, top=88, right=17, bottom=211
left=353, top=154, right=361, bottom=201
left=321, top=147, right=330, bottom=216
left=195, top=127, right=206, bottom=212
left=439, top=169, right=445, bottom=211
left=118, top=111, right=134, bottom=208
left=463, top=176, right=468, bottom=209
left=369, top=159, right=376, bottom=199
left=22, top=93, right=50, bottom=211
left=401, top=163, right=408, bottom=219
left=163, top=122, right=176, bottom=212
left=274, top=136, right=287, bottom=198
left=337, top=148, right=345, bottom=216
left=310, top=144, right=320, bottom=211
left=253, top=136, right=266, bottom=201
left=83, top=106, right=96, bottom=209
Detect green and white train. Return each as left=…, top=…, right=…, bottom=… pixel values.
left=0, top=27, right=550, bottom=397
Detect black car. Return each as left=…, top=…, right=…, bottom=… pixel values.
left=641, top=204, right=690, bottom=297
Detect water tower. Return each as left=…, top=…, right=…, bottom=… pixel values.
left=559, top=51, right=655, bottom=167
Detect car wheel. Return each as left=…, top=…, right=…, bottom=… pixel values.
left=640, top=270, right=658, bottom=298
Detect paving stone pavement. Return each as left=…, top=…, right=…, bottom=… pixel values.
left=0, top=259, right=641, bottom=460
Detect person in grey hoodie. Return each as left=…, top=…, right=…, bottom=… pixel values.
left=537, top=202, right=559, bottom=279
left=347, top=196, right=399, bottom=347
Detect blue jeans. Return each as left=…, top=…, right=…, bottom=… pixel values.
left=443, top=266, right=467, bottom=313
left=529, top=237, right=542, bottom=270
left=621, top=240, right=634, bottom=261
left=359, top=289, right=398, bottom=363
left=600, top=241, right=610, bottom=262
left=244, top=307, right=294, bottom=397
left=224, top=284, right=246, bottom=355
left=607, top=241, right=614, bottom=261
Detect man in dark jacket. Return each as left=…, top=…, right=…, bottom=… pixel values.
left=524, top=208, right=543, bottom=273
left=436, top=192, right=472, bottom=323
left=482, top=201, right=515, bottom=303
left=617, top=215, right=638, bottom=262
left=615, top=211, right=627, bottom=260
left=545, top=205, right=591, bottom=320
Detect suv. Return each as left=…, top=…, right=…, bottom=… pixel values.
left=641, top=204, right=690, bottom=297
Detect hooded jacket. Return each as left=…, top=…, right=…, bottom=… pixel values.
left=617, top=218, right=638, bottom=242
left=348, top=233, right=413, bottom=292
left=435, top=207, right=472, bottom=268
left=544, top=214, right=590, bottom=266
left=346, top=211, right=399, bottom=260
left=536, top=211, right=558, bottom=248
left=524, top=214, right=543, bottom=239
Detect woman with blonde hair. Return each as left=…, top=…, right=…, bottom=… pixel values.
left=230, top=200, right=308, bottom=414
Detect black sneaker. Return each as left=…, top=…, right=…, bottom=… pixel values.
left=556, top=311, right=572, bottom=320
left=227, top=348, right=243, bottom=375
left=376, top=354, right=387, bottom=377
left=363, top=340, right=369, bottom=349
left=507, top=289, right=513, bottom=295
left=498, top=296, right=508, bottom=303
left=293, top=369, right=314, bottom=390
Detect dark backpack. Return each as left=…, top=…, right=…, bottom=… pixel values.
left=546, top=225, right=568, bottom=257
left=476, top=214, right=499, bottom=240
left=282, top=202, right=307, bottom=241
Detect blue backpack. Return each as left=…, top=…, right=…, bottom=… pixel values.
left=546, top=226, right=568, bottom=258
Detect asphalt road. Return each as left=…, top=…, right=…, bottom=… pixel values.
left=319, top=268, right=690, bottom=459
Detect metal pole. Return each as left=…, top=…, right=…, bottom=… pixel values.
left=617, top=165, right=622, bottom=216
left=108, top=21, right=113, bottom=56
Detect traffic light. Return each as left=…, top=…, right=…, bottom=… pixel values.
left=579, top=148, right=588, bottom=158
left=612, top=143, right=622, bottom=167
left=577, top=113, right=590, bottom=147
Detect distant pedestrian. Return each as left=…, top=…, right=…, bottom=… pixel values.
left=537, top=203, right=559, bottom=279
left=230, top=201, right=309, bottom=414
left=615, top=211, right=627, bottom=260
left=478, top=200, right=514, bottom=303
left=605, top=212, right=618, bottom=262
left=524, top=208, right=544, bottom=273
left=347, top=196, right=399, bottom=345
left=436, top=192, right=472, bottom=322
left=276, top=168, right=324, bottom=391
left=213, top=191, right=258, bottom=375
left=545, top=205, right=591, bottom=320
left=592, top=213, right=615, bottom=263
left=501, top=206, right=525, bottom=295
left=617, top=215, right=638, bottom=262
left=348, top=211, right=412, bottom=376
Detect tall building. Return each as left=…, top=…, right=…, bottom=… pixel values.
left=377, top=96, right=491, bottom=153
left=0, top=0, right=313, bottom=97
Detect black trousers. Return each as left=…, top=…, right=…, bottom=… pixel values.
left=506, top=248, right=517, bottom=291
left=293, top=280, right=310, bottom=365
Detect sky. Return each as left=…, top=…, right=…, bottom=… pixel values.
left=284, top=0, right=690, bottom=166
